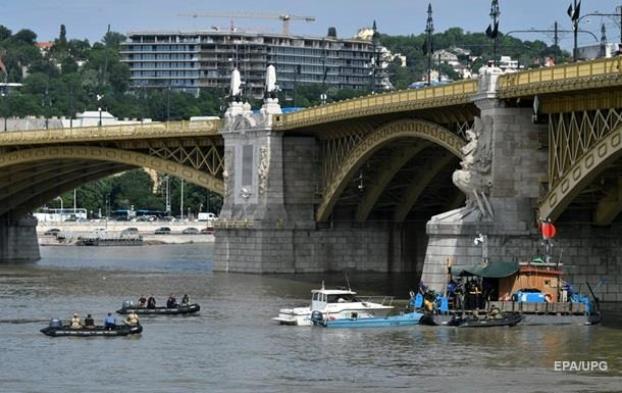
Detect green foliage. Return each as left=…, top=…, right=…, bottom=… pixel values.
left=379, top=27, right=571, bottom=87
left=55, top=169, right=223, bottom=217
left=0, top=25, right=11, bottom=41
left=11, top=29, right=37, bottom=45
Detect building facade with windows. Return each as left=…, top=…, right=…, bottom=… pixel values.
left=119, top=29, right=391, bottom=98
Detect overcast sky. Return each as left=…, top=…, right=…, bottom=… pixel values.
left=2, top=0, right=621, bottom=49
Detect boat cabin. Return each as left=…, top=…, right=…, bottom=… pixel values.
left=311, top=289, right=359, bottom=310
left=498, top=262, right=562, bottom=302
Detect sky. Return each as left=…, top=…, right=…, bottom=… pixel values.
left=1, top=0, right=621, bottom=49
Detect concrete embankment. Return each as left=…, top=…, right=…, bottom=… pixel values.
left=37, top=222, right=214, bottom=245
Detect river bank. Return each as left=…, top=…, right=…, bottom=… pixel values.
left=37, top=221, right=214, bottom=245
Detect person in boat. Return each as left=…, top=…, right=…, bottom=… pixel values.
left=70, top=313, right=82, bottom=329
left=124, top=311, right=140, bottom=326
left=147, top=295, right=156, bottom=309
left=446, top=278, right=457, bottom=309
left=166, top=294, right=178, bottom=308
left=84, top=314, right=95, bottom=328
left=138, top=295, right=147, bottom=308
left=489, top=306, right=503, bottom=320
left=181, top=294, right=190, bottom=306
left=104, top=313, right=117, bottom=330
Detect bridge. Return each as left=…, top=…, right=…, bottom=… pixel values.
left=1, top=57, right=622, bottom=301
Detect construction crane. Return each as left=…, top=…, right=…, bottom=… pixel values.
left=178, top=12, right=316, bottom=35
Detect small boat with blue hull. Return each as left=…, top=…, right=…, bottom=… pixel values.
left=311, top=310, right=425, bottom=328
left=41, top=319, right=142, bottom=337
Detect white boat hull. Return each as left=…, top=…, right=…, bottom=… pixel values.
left=273, top=304, right=393, bottom=326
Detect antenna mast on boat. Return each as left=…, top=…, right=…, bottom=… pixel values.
left=344, top=272, right=351, bottom=291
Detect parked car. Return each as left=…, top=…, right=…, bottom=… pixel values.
left=182, top=227, right=199, bottom=234
left=154, top=227, right=171, bottom=235
left=121, top=227, right=139, bottom=235
left=200, top=227, right=215, bottom=235
left=43, top=228, right=61, bottom=236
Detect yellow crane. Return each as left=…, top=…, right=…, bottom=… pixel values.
left=178, top=12, right=316, bottom=35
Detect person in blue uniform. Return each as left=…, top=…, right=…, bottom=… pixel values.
left=104, top=313, right=116, bottom=330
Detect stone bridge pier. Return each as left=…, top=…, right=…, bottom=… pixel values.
left=0, top=215, right=40, bottom=263
left=213, top=100, right=423, bottom=273
left=421, top=66, right=550, bottom=292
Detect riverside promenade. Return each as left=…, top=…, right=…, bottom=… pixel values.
left=37, top=221, right=215, bottom=245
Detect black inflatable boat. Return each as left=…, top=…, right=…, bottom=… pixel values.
left=41, top=323, right=142, bottom=337
left=446, top=312, right=523, bottom=327
left=117, top=303, right=200, bottom=315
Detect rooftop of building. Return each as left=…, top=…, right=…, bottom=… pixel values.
left=124, top=28, right=374, bottom=45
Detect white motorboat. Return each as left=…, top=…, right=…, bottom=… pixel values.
left=273, top=285, right=394, bottom=326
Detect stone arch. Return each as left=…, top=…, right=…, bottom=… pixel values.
left=0, top=145, right=224, bottom=195
left=316, top=119, right=464, bottom=222
left=539, top=124, right=622, bottom=222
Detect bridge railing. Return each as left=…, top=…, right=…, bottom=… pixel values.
left=273, top=79, right=478, bottom=130
left=0, top=120, right=222, bottom=146
left=498, top=56, right=622, bottom=97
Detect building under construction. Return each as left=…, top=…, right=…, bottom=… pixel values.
left=119, top=28, right=391, bottom=99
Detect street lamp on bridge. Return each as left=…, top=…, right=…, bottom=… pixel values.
left=96, top=94, right=104, bottom=127
left=424, top=3, right=434, bottom=86
left=486, top=0, right=500, bottom=64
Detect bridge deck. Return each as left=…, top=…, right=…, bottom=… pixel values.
left=0, top=120, right=222, bottom=147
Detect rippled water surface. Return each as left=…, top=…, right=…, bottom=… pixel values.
left=1, top=245, right=621, bottom=393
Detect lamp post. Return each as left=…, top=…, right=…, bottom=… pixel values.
left=568, top=0, right=581, bottom=61
left=425, top=3, right=434, bottom=86
left=96, top=94, right=104, bottom=127
left=164, top=176, right=171, bottom=216
left=105, top=195, right=110, bottom=230
left=55, top=196, right=63, bottom=222
left=487, top=0, right=501, bottom=65
left=43, top=87, right=50, bottom=129
left=1, top=91, right=6, bottom=132
left=180, top=179, right=184, bottom=220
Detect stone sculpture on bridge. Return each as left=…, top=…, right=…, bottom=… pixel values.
left=452, top=116, right=494, bottom=219
left=265, top=64, right=278, bottom=99
left=230, top=67, right=242, bottom=101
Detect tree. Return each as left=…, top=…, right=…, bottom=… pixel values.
left=59, top=24, right=67, bottom=46
left=0, top=25, right=11, bottom=41
left=103, top=31, right=126, bottom=48
left=12, top=29, right=37, bottom=45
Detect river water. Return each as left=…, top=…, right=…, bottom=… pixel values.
left=1, top=244, right=621, bottom=393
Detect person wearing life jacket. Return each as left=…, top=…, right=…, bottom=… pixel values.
left=181, top=294, right=190, bottom=306
left=147, top=295, right=156, bottom=309
left=166, top=294, right=178, bottom=308
left=138, top=295, right=147, bottom=308
left=84, top=314, right=95, bottom=328
left=124, top=311, right=140, bottom=326
left=70, top=313, right=82, bottom=329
